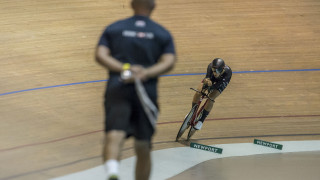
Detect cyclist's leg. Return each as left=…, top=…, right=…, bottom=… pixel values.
left=204, top=89, right=220, bottom=111
left=194, top=90, right=220, bottom=130
left=203, top=79, right=230, bottom=116
left=192, top=82, right=204, bottom=107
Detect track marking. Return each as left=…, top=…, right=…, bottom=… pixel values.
left=51, top=140, right=320, bottom=180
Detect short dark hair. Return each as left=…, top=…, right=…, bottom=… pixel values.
left=132, top=0, right=155, bottom=10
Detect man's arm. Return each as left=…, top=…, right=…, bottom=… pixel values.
left=96, top=45, right=175, bottom=81
left=95, top=45, right=123, bottom=72
left=145, top=53, right=176, bottom=78
left=128, top=53, right=175, bottom=82
left=205, top=63, right=212, bottom=79
left=203, top=64, right=213, bottom=86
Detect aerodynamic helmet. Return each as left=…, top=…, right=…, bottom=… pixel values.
left=212, top=58, right=225, bottom=74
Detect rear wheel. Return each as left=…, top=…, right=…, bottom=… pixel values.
left=175, top=105, right=198, bottom=141
left=187, top=106, right=205, bottom=140
left=187, top=126, right=197, bottom=141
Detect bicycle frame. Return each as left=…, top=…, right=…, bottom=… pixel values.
left=175, top=88, right=214, bottom=141
left=189, top=93, right=209, bottom=127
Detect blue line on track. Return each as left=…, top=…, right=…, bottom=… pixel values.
left=1, top=68, right=319, bottom=96
left=0, top=80, right=107, bottom=96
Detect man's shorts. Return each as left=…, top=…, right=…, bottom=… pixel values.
left=104, top=82, right=157, bottom=141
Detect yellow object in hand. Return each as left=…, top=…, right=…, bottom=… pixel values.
left=122, top=63, right=131, bottom=70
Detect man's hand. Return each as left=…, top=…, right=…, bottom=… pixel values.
left=121, top=65, right=149, bottom=83
left=131, top=65, right=148, bottom=81
left=203, top=78, right=212, bottom=86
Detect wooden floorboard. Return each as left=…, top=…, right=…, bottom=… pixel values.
left=0, top=0, right=320, bottom=179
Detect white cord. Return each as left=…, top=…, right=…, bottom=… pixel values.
left=134, top=78, right=158, bottom=130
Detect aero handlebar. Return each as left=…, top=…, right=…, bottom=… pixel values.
left=190, top=88, right=215, bottom=102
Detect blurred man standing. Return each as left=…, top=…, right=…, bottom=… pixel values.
left=95, top=0, right=176, bottom=179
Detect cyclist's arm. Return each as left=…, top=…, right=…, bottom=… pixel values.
left=201, top=63, right=213, bottom=89
left=205, top=63, right=212, bottom=79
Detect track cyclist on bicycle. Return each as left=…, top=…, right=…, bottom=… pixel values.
left=192, top=58, right=232, bottom=130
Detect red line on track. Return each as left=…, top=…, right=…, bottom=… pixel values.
left=1, top=114, right=319, bottom=152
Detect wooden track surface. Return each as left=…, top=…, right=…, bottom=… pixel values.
left=0, top=0, right=320, bottom=179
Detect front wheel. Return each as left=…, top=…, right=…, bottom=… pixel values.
left=175, top=105, right=198, bottom=141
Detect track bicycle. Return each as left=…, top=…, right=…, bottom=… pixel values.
left=176, top=87, right=214, bottom=141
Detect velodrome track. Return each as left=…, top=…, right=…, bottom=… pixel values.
left=1, top=0, right=320, bottom=179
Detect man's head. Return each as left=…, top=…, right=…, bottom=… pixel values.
left=211, top=58, right=225, bottom=78
left=131, top=0, right=156, bottom=16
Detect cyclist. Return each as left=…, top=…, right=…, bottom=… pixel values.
left=192, top=58, right=232, bottom=130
